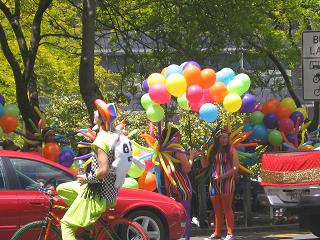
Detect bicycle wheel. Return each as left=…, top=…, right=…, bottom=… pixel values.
left=10, top=220, right=61, bottom=240
left=96, top=218, right=148, bottom=240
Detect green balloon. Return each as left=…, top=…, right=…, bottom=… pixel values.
left=128, top=161, right=145, bottom=178
left=250, top=111, right=264, bottom=125
left=227, top=79, right=246, bottom=96
left=141, top=94, right=154, bottom=110
left=0, top=127, right=3, bottom=138
left=238, top=73, right=251, bottom=93
left=123, top=177, right=139, bottom=189
left=4, top=104, right=19, bottom=116
left=268, top=129, right=283, bottom=146
left=177, top=93, right=190, bottom=110
left=146, top=104, right=164, bottom=122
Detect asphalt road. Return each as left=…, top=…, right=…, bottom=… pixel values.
left=183, top=231, right=319, bottom=240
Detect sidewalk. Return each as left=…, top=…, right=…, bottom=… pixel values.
left=190, top=212, right=299, bottom=237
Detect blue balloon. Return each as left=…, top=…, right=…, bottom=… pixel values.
left=199, top=103, right=219, bottom=122
left=180, top=61, right=188, bottom=69
left=61, top=146, right=74, bottom=154
left=216, top=68, right=235, bottom=85
left=251, top=124, right=268, bottom=142
left=165, top=64, right=183, bottom=78
left=263, top=113, right=278, bottom=129
left=0, top=104, right=4, bottom=116
left=243, top=124, right=253, bottom=132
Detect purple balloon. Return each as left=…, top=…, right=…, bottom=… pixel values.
left=58, top=151, right=74, bottom=167
left=143, top=79, right=149, bottom=93
left=0, top=94, right=5, bottom=106
left=290, top=111, right=304, bottom=125
left=183, top=61, right=201, bottom=70
left=263, top=113, right=278, bottom=129
left=241, top=93, right=256, bottom=113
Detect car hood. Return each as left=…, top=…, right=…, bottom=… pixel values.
left=118, top=187, right=178, bottom=205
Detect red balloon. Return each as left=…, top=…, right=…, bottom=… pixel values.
left=138, top=172, right=157, bottom=191
left=275, top=104, right=290, bottom=119
left=43, top=143, right=61, bottom=162
left=0, top=114, right=18, bottom=133
left=148, top=83, right=171, bottom=104
left=278, top=118, right=294, bottom=134
left=262, top=98, right=280, bottom=114
left=183, top=65, right=202, bottom=87
left=200, top=68, right=216, bottom=89
left=186, top=85, right=203, bottom=103
left=145, top=160, right=155, bottom=171
left=203, top=89, right=214, bottom=103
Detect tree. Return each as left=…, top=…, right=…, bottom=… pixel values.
left=0, top=0, right=53, bottom=131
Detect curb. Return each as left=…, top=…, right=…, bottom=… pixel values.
left=190, top=224, right=298, bottom=237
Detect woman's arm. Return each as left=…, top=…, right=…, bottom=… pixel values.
left=177, top=150, right=197, bottom=173
left=95, top=147, right=109, bottom=179
left=221, top=147, right=239, bottom=180
left=200, top=144, right=212, bottom=168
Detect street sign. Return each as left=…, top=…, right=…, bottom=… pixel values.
left=302, top=31, right=320, bottom=100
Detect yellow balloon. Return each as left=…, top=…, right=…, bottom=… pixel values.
left=132, top=146, right=141, bottom=156
left=281, top=97, right=297, bottom=112
left=147, top=73, right=166, bottom=87
left=296, top=107, right=308, bottom=119
left=165, top=73, right=187, bottom=97
left=223, top=93, right=242, bottom=112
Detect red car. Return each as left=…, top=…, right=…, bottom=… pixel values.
left=0, top=150, right=186, bottom=240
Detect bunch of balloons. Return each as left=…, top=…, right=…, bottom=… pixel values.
left=0, top=94, right=19, bottom=137
left=122, top=144, right=157, bottom=191
left=141, top=61, right=253, bottom=123
left=244, top=97, right=310, bottom=150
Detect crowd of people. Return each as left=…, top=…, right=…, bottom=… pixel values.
left=1, top=98, right=239, bottom=240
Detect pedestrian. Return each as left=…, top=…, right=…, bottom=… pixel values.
left=161, top=127, right=198, bottom=240
left=57, top=99, right=144, bottom=240
left=201, top=128, right=239, bottom=240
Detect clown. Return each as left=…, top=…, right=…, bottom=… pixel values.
left=57, top=99, right=144, bottom=240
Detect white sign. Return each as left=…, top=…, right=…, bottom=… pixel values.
left=302, top=31, right=320, bottom=100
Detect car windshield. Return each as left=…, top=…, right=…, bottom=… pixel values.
left=9, top=158, right=75, bottom=190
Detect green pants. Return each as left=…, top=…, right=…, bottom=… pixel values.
left=57, top=181, right=115, bottom=240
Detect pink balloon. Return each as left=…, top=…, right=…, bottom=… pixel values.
left=278, top=118, right=294, bottom=134
left=149, top=83, right=171, bottom=104
left=186, top=85, right=203, bottom=104
left=190, top=97, right=205, bottom=112
left=254, top=103, right=263, bottom=111
left=203, top=89, right=214, bottom=103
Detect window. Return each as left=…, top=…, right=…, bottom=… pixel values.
left=0, top=160, right=6, bottom=190
left=9, top=158, right=75, bottom=190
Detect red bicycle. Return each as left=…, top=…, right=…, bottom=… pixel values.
left=10, top=188, right=149, bottom=240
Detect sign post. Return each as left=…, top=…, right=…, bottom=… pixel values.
left=302, top=31, right=320, bottom=100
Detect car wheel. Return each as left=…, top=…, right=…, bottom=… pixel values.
left=126, top=210, right=167, bottom=240
left=309, top=215, right=320, bottom=237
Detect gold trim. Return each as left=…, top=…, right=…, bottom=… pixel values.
left=261, top=168, right=320, bottom=184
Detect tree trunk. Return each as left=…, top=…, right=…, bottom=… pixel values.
left=267, top=52, right=302, bottom=108
left=309, top=101, right=320, bottom=131
left=79, top=0, right=103, bottom=123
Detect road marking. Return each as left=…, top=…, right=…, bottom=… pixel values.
left=271, top=233, right=300, bottom=237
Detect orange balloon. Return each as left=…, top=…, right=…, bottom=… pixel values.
left=262, top=98, right=280, bottom=114
left=200, top=68, right=216, bottom=89
left=183, top=65, right=202, bottom=87
left=0, top=114, right=18, bottom=133
left=161, top=67, right=166, bottom=76
left=138, top=172, right=157, bottom=191
left=43, top=143, right=61, bottom=162
left=209, top=82, right=228, bottom=103
left=275, top=103, right=290, bottom=119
